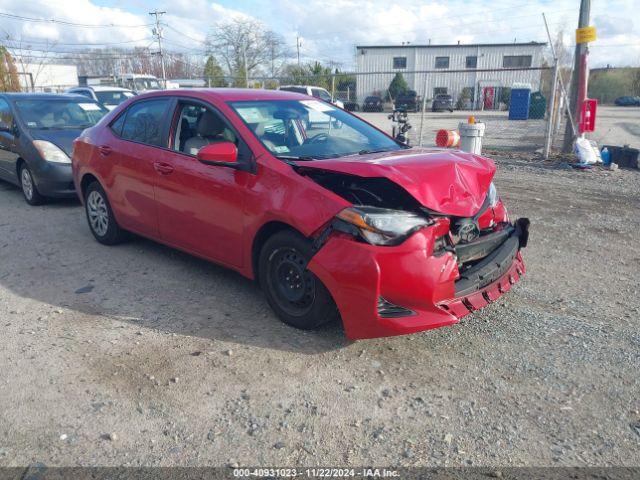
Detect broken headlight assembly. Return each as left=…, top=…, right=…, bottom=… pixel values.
left=334, top=206, right=433, bottom=246
left=487, top=182, right=499, bottom=207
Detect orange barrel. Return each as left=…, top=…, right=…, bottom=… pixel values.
left=435, top=129, right=460, bottom=148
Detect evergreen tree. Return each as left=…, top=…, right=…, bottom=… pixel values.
left=203, top=56, right=226, bottom=87
left=387, top=73, right=408, bottom=100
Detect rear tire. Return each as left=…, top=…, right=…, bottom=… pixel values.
left=84, top=181, right=126, bottom=245
left=19, top=164, right=45, bottom=206
left=259, top=230, right=339, bottom=330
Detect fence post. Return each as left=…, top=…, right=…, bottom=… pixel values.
left=418, top=71, right=428, bottom=146
left=331, top=74, right=336, bottom=101
left=543, top=59, right=559, bottom=159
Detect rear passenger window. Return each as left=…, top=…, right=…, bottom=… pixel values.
left=110, top=113, right=125, bottom=136
left=119, top=99, right=170, bottom=147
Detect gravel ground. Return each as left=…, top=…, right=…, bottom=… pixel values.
left=0, top=158, right=639, bottom=468
left=358, top=105, right=640, bottom=151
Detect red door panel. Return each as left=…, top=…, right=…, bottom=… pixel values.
left=153, top=150, right=245, bottom=267
left=101, top=136, right=159, bottom=238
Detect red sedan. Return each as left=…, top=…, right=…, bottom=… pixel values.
left=72, top=89, right=528, bottom=340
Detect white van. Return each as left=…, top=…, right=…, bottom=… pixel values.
left=279, top=85, right=344, bottom=125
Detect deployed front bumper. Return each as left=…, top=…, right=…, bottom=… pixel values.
left=308, top=219, right=528, bottom=340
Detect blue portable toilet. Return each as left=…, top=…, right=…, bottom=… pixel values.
left=509, top=87, right=531, bottom=120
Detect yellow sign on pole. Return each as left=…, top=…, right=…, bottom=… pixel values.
left=576, top=26, right=597, bottom=44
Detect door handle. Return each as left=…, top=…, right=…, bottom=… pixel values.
left=153, top=162, right=174, bottom=175
left=98, top=145, right=112, bottom=156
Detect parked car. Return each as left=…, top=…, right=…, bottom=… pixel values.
left=342, top=100, right=359, bottom=112
left=432, top=94, right=454, bottom=112
left=278, top=85, right=344, bottom=109
left=72, top=89, right=528, bottom=340
left=279, top=85, right=345, bottom=126
left=394, top=90, right=421, bottom=112
left=362, top=96, right=384, bottom=112
left=117, top=74, right=162, bottom=93
left=66, top=86, right=136, bottom=110
left=0, top=93, right=108, bottom=205
left=614, top=96, right=640, bottom=107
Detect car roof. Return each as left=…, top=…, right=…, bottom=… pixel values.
left=131, top=88, right=312, bottom=102
left=90, top=86, right=133, bottom=92
left=280, top=85, right=328, bottom=91
left=1, top=92, right=97, bottom=101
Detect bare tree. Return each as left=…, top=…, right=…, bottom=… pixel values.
left=3, top=35, right=58, bottom=91
left=206, top=18, right=290, bottom=86
left=0, top=46, right=21, bottom=91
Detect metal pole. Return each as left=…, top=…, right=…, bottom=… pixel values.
left=242, top=41, right=248, bottom=87
left=331, top=73, right=336, bottom=101
left=149, top=10, right=167, bottom=89
left=562, top=0, right=591, bottom=152
left=418, top=71, right=428, bottom=146
left=296, top=36, right=301, bottom=67
left=542, top=13, right=559, bottom=159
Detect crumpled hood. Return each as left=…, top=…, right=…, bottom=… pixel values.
left=30, top=129, right=85, bottom=157
left=299, top=148, right=496, bottom=217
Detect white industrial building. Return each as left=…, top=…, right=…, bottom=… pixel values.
left=356, top=42, right=547, bottom=109
left=15, top=63, right=78, bottom=92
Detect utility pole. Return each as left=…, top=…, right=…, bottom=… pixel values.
left=562, top=0, right=591, bottom=152
left=149, top=10, right=167, bottom=89
left=296, top=36, right=301, bottom=67
left=242, top=40, right=248, bottom=87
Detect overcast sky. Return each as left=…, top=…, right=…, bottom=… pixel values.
left=1, top=0, right=638, bottom=69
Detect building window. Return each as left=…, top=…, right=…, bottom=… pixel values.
left=503, top=55, right=532, bottom=68
left=393, top=57, right=407, bottom=69
left=435, top=57, right=449, bottom=69
left=465, top=56, right=477, bottom=69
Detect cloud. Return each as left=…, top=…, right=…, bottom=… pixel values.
left=594, top=15, right=634, bottom=38
left=0, top=0, right=638, bottom=68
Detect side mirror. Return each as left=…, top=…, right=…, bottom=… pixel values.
left=196, top=142, right=238, bottom=167
left=0, top=121, right=12, bottom=133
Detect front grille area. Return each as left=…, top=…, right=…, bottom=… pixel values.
left=454, top=232, right=520, bottom=297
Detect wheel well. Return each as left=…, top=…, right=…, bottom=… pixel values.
left=251, top=221, right=301, bottom=279
left=80, top=174, right=99, bottom=199
left=15, top=158, right=25, bottom=179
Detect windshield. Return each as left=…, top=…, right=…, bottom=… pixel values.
left=95, top=90, right=135, bottom=106
left=14, top=99, right=108, bottom=130
left=229, top=99, right=402, bottom=160
left=134, top=78, right=160, bottom=90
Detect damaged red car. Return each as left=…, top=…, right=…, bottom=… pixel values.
left=72, top=89, right=528, bottom=340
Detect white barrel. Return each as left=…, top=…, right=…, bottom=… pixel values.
left=458, top=122, right=485, bottom=155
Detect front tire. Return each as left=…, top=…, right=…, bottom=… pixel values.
left=259, top=230, right=339, bottom=330
left=20, top=164, right=45, bottom=206
left=84, top=181, right=126, bottom=245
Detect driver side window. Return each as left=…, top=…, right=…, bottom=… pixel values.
left=0, top=99, right=13, bottom=128
left=173, top=103, right=237, bottom=156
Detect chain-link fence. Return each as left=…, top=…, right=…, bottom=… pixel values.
left=22, top=64, right=571, bottom=155
left=213, top=66, right=568, bottom=155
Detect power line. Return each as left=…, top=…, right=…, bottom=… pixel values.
left=0, top=11, right=153, bottom=28
left=162, top=24, right=206, bottom=45
left=4, top=35, right=153, bottom=46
